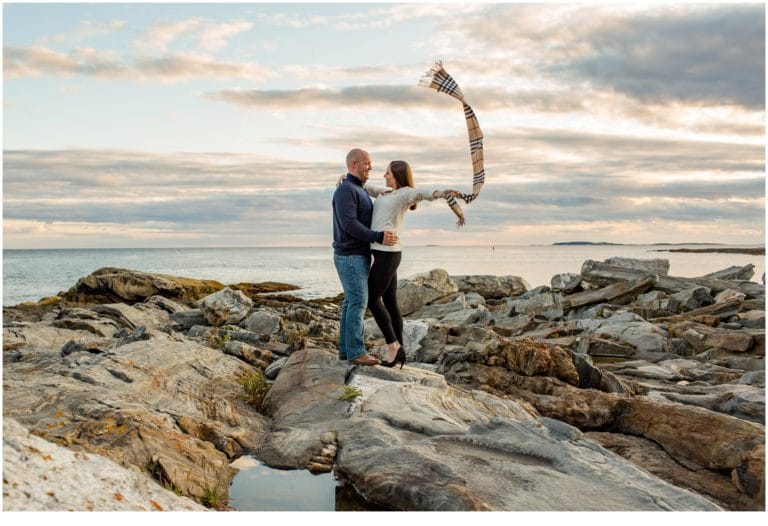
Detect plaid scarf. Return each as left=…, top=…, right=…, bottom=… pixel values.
left=419, top=61, right=484, bottom=227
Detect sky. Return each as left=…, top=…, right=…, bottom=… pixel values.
left=2, top=1, right=766, bottom=249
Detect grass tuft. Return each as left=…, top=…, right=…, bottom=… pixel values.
left=338, top=385, right=362, bottom=402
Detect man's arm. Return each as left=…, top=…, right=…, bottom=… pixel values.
left=334, top=186, right=384, bottom=243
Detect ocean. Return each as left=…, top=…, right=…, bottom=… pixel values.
left=2, top=245, right=765, bottom=307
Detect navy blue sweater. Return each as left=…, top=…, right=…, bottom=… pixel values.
left=332, top=174, right=384, bottom=255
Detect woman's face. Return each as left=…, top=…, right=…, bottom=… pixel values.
left=384, top=165, right=397, bottom=189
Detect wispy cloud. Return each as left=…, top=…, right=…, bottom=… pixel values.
left=4, top=45, right=273, bottom=82
left=38, top=19, right=126, bottom=46
left=134, top=19, right=201, bottom=54
left=199, top=20, right=253, bottom=51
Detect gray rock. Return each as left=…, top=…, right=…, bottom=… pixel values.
left=577, top=335, right=637, bottom=359
left=741, top=319, right=766, bottom=329
left=364, top=318, right=431, bottom=356
left=508, top=292, right=565, bottom=319
left=551, top=273, right=582, bottom=293
left=413, top=324, right=449, bottom=364
left=397, top=269, right=459, bottom=316
left=604, top=257, right=670, bottom=276
left=739, top=370, right=765, bottom=387
left=581, top=258, right=668, bottom=287
left=452, top=274, right=529, bottom=299
left=439, top=304, right=491, bottom=325
left=263, top=349, right=719, bottom=511
left=636, top=290, right=670, bottom=309
left=145, top=295, right=190, bottom=314
left=170, top=309, right=208, bottom=330
left=464, top=292, right=487, bottom=307
left=243, top=310, right=282, bottom=335
left=704, top=264, right=755, bottom=281
left=199, top=287, right=253, bottom=326
left=3, top=419, right=205, bottom=511
left=264, top=356, right=288, bottom=379
left=577, top=312, right=670, bottom=355
left=4, top=325, right=270, bottom=504
left=669, top=287, right=715, bottom=313
left=519, top=285, right=551, bottom=299
left=714, top=288, right=748, bottom=304
left=570, top=351, right=603, bottom=389
left=223, top=340, right=275, bottom=368
left=410, top=292, right=467, bottom=319
left=564, top=276, right=659, bottom=310
left=491, top=314, right=537, bottom=337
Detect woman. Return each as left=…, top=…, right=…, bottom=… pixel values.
left=365, top=160, right=457, bottom=368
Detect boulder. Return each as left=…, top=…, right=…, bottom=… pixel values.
left=563, top=276, right=659, bottom=310
left=551, top=272, right=582, bottom=293
left=3, top=419, right=205, bottom=511
left=170, top=309, right=208, bottom=330
left=452, top=274, right=528, bottom=299
left=439, top=305, right=491, bottom=326
left=61, top=267, right=224, bottom=304
left=263, top=349, right=720, bottom=511
left=704, top=264, right=756, bottom=281
left=581, top=258, right=668, bottom=287
left=507, top=292, right=565, bottom=319
left=397, top=269, right=459, bottom=316
left=243, top=310, right=282, bottom=335
left=199, top=287, right=253, bottom=326
left=715, top=289, right=748, bottom=304
left=464, top=292, right=487, bottom=308
left=3, top=325, right=270, bottom=505
left=581, top=260, right=763, bottom=298
left=577, top=312, right=670, bottom=356
left=669, top=287, right=714, bottom=313
left=410, top=292, right=467, bottom=319
left=585, top=432, right=758, bottom=511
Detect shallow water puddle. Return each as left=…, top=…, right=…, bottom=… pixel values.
left=229, top=456, right=383, bottom=511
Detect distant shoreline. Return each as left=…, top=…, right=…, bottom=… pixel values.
left=651, top=247, right=765, bottom=256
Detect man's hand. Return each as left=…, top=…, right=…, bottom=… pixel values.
left=382, top=231, right=398, bottom=245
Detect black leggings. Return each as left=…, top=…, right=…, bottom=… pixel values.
left=368, top=250, right=403, bottom=345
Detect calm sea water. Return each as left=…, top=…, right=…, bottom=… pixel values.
left=2, top=245, right=764, bottom=306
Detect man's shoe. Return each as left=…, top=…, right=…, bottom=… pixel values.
left=350, top=354, right=380, bottom=366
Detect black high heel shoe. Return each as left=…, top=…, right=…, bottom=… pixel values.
left=381, top=347, right=406, bottom=369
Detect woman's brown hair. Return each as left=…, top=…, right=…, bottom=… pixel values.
left=389, top=160, right=417, bottom=210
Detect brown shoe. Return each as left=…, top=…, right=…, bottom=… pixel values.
left=350, top=354, right=380, bottom=366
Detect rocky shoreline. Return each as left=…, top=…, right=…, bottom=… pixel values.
left=2, top=259, right=764, bottom=511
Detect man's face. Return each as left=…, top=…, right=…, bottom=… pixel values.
left=352, top=152, right=372, bottom=182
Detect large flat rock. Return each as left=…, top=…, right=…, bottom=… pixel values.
left=263, top=348, right=721, bottom=511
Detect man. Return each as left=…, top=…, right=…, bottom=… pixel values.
left=332, top=148, right=397, bottom=366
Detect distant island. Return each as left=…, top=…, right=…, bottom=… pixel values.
left=553, top=241, right=623, bottom=246
left=652, top=247, right=764, bottom=256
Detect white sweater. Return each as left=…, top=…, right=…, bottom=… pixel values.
left=366, top=185, right=439, bottom=252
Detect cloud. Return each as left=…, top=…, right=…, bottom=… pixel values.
left=561, top=5, right=765, bottom=108
left=3, top=141, right=763, bottom=248
left=452, top=3, right=765, bottom=109
left=4, top=45, right=273, bottom=82
left=38, top=19, right=126, bottom=46
left=135, top=19, right=202, bottom=54
left=199, top=21, right=253, bottom=51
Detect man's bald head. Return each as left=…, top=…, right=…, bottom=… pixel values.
left=346, top=148, right=372, bottom=182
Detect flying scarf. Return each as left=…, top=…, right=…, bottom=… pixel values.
left=419, top=61, right=484, bottom=227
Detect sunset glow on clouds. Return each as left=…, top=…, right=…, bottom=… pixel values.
left=2, top=2, right=765, bottom=248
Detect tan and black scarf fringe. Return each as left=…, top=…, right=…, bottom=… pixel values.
left=419, top=60, right=484, bottom=227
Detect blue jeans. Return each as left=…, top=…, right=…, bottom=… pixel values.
left=334, top=253, right=370, bottom=362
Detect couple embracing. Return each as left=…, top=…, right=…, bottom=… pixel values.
left=332, top=148, right=458, bottom=369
